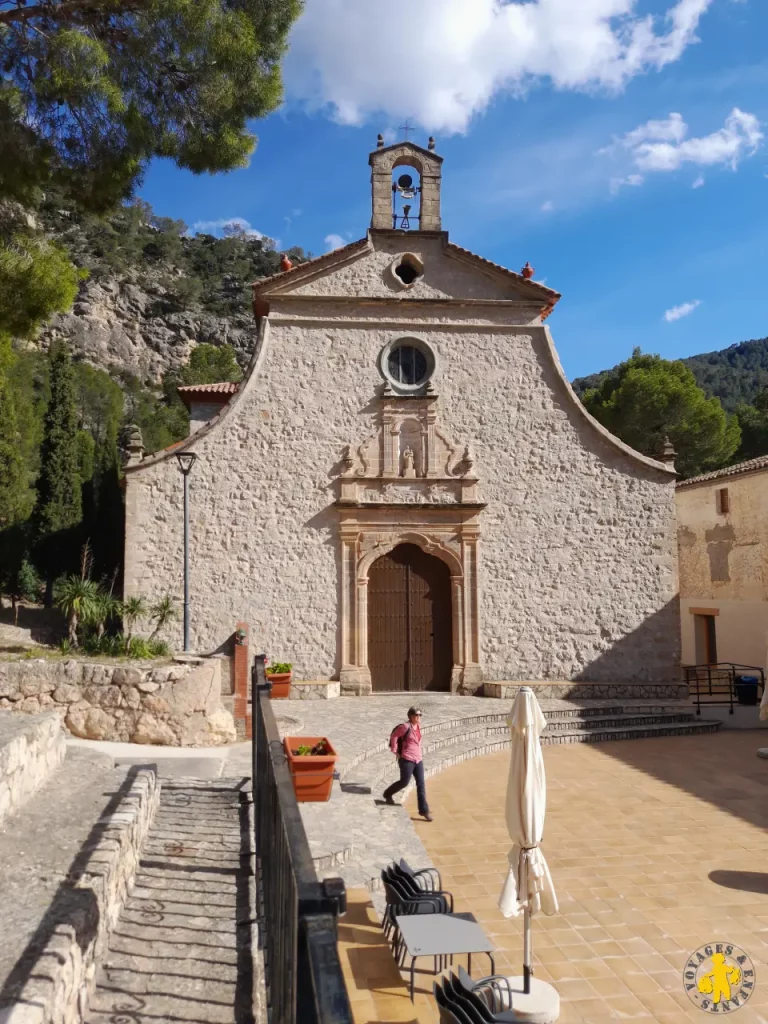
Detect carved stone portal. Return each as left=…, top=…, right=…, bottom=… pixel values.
left=335, top=396, right=484, bottom=695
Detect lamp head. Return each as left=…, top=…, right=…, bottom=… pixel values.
left=175, top=451, right=198, bottom=475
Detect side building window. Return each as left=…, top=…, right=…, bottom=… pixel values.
left=716, top=487, right=730, bottom=514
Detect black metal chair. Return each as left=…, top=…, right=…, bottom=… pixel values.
left=442, top=974, right=518, bottom=1024
left=434, top=979, right=475, bottom=1024
left=399, top=857, right=444, bottom=892
left=456, top=965, right=514, bottom=1015
left=390, top=861, right=454, bottom=910
left=380, top=871, right=450, bottom=964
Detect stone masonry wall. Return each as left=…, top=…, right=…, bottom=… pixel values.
left=124, top=238, right=679, bottom=683
left=1, top=767, right=160, bottom=1024
left=0, top=711, right=65, bottom=825
left=0, top=658, right=236, bottom=746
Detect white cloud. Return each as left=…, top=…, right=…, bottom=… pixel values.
left=664, top=299, right=701, bottom=322
left=192, top=217, right=276, bottom=244
left=615, top=108, right=763, bottom=173
left=324, top=233, right=346, bottom=251
left=692, top=174, right=705, bottom=187
left=286, top=0, right=714, bottom=133
left=540, top=200, right=554, bottom=212
left=609, top=173, right=644, bottom=194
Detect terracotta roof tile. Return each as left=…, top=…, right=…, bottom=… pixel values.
left=177, top=382, right=240, bottom=395
left=677, top=455, right=768, bottom=487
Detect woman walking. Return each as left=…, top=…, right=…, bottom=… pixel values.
left=382, top=706, right=433, bottom=822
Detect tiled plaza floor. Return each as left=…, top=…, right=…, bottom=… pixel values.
left=407, top=732, right=768, bottom=1023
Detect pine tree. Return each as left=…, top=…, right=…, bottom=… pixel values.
left=33, top=342, right=82, bottom=541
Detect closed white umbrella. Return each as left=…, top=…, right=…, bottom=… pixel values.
left=498, top=686, right=560, bottom=1023
left=758, top=678, right=768, bottom=760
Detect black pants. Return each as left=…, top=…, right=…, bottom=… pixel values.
left=383, top=758, right=430, bottom=816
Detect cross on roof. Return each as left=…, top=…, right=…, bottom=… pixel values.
left=398, top=119, right=415, bottom=141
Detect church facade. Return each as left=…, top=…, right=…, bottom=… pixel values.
left=123, top=140, right=680, bottom=694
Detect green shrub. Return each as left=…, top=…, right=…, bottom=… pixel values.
left=266, top=661, right=292, bottom=675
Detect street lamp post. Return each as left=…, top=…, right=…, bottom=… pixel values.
left=175, top=451, right=198, bottom=652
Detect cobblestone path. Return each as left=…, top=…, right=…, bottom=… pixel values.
left=86, top=777, right=257, bottom=1024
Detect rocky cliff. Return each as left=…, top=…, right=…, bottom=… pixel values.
left=37, top=275, right=256, bottom=381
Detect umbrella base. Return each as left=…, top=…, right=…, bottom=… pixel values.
left=505, top=977, right=560, bottom=1023
left=758, top=748, right=768, bottom=759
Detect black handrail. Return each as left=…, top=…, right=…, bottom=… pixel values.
left=251, top=654, right=354, bottom=1024
left=683, top=662, right=765, bottom=716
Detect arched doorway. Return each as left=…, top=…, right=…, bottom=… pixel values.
left=368, top=543, right=453, bottom=692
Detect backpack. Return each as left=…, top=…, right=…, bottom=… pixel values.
left=390, top=723, right=412, bottom=757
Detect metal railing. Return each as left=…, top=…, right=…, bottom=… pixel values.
left=684, top=662, right=765, bottom=715
left=251, top=653, right=354, bottom=1024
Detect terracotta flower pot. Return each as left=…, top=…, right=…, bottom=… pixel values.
left=267, top=671, right=292, bottom=699
left=284, top=736, right=337, bottom=803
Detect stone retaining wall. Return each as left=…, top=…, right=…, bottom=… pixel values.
left=1, top=768, right=161, bottom=1024
left=0, top=711, right=65, bottom=825
left=0, top=658, right=236, bottom=746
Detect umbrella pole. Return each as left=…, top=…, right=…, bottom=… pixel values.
left=523, top=906, right=532, bottom=995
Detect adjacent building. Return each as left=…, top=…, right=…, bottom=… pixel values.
left=123, top=139, right=680, bottom=693
left=677, top=455, right=768, bottom=672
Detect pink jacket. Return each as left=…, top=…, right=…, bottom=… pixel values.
left=390, top=722, right=423, bottom=763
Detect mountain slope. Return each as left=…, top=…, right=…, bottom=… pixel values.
left=572, top=338, right=768, bottom=412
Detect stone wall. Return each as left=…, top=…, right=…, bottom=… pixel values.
left=0, top=711, right=65, bottom=825
left=0, top=658, right=236, bottom=746
left=1, top=767, right=160, bottom=1024
left=124, top=233, right=679, bottom=684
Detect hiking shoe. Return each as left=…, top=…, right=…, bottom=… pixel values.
left=382, top=794, right=395, bottom=805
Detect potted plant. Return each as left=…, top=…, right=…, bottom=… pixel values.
left=266, top=660, right=292, bottom=699
left=283, top=736, right=338, bottom=802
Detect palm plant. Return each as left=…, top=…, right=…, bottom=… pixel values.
left=87, top=592, right=121, bottom=639
left=121, top=596, right=148, bottom=648
left=53, top=576, right=101, bottom=647
left=148, top=594, right=178, bottom=642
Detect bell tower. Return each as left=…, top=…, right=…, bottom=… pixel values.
left=368, top=136, right=444, bottom=232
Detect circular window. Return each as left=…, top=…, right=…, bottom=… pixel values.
left=379, top=338, right=436, bottom=394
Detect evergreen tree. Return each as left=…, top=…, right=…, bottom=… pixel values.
left=0, top=0, right=301, bottom=212
left=733, top=388, right=768, bottom=463
left=583, top=348, right=741, bottom=478
left=33, top=342, right=82, bottom=542
left=0, top=335, right=28, bottom=526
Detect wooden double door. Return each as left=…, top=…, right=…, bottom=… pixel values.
left=368, top=544, right=453, bottom=692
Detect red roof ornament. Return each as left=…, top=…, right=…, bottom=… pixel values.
left=521, top=261, right=535, bottom=280
left=280, top=254, right=293, bottom=272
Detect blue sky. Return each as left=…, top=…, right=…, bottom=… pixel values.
left=140, top=0, right=768, bottom=380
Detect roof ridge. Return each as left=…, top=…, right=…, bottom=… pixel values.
left=252, top=237, right=369, bottom=290
left=677, top=454, right=768, bottom=487
left=177, top=382, right=240, bottom=393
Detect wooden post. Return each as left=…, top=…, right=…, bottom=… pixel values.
left=233, top=620, right=251, bottom=739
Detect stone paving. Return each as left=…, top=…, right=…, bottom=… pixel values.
left=410, top=732, right=768, bottom=1024
left=85, top=776, right=259, bottom=1024
left=265, top=693, right=718, bottom=900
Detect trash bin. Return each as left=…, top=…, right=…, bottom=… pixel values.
left=735, top=675, right=760, bottom=706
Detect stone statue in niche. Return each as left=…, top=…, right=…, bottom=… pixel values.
left=401, top=446, right=416, bottom=478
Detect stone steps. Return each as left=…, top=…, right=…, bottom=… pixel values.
left=341, top=701, right=695, bottom=775
left=85, top=777, right=259, bottom=1024
left=341, top=706, right=721, bottom=795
